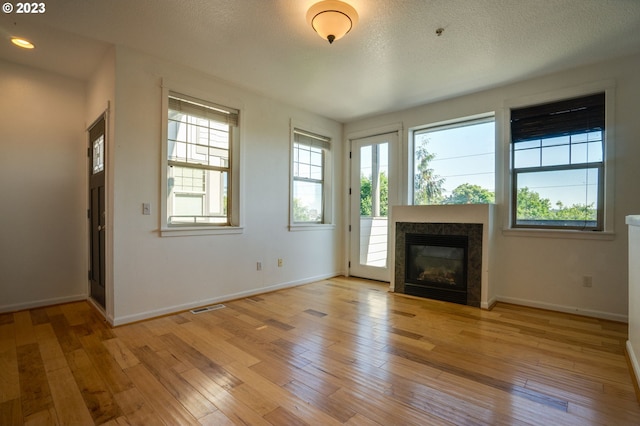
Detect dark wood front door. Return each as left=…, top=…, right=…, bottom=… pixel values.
left=88, top=115, right=106, bottom=308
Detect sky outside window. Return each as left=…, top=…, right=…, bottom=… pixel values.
left=413, top=119, right=495, bottom=203
left=513, top=131, right=602, bottom=206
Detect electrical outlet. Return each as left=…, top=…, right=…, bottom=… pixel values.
left=257, top=262, right=262, bottom=271
left=582, top=275, right=592, bottom=287
left=278, top=258, right=283, bottom=267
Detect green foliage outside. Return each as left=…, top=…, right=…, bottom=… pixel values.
left=357, top=139, right=595, bottom=222
left=360, top=172, right=388, bottom=216
left=414, top=145, right=445, bottom=204
left=516, top=187, right=596, bottom=222
left=293, top=198, right=316, bottom=222
left=444, top=183, right=495, bottom=204
left=409, top=139, right=595, bottom=222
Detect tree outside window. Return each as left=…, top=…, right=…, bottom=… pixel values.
left=412, top=117, right=495, bottom=206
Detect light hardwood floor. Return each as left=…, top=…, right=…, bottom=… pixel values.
left=1, top=276, right=639, bottom=425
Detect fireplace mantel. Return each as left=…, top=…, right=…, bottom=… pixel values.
left=390, top=204, right=496, bottom=309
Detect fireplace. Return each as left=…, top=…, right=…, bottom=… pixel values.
left=405, top=233, right=468, bottom=304
left=395, top=222, right=482, bottom=307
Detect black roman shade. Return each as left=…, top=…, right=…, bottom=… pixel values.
left=510, top=93, right=605, bottom=143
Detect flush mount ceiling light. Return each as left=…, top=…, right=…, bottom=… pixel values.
left=11, top=37, right=35, bottom=49
left=306, top=0, right=358, bottom=44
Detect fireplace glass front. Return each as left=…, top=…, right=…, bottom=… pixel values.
left=405, top=233, right=468, bottom=304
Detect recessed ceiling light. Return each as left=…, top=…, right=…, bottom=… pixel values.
left=11, top=37, right=35, bottom=49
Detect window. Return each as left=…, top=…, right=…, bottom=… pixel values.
left=412, top=115, right=495, bottom=205
left=92, top=134, right=104, bottom=174
left=291, top=129, right=330, bottom=224
left=166, top=92, right=238, bottom=226
left=510, top=93, right=605, bottom=230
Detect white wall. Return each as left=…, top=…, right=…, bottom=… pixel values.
left=626, top=216, right=640, bottom=388
left=86, top=47, right=116, bottom=319
left=4, top=46, right=637, bottom=324
left=0, top=59, right=87, bottom=311
left=109, top=47, right=344, bottom=324
left=345, top=53, right=640, bottom=321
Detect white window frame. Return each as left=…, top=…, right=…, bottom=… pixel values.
left=289, top=122, right=334, bottom=231
left=160, top=87, right=243, bottom=237
left=502, top=81, right=615, bottom=240
left=409, top=112, right=496, bottom=206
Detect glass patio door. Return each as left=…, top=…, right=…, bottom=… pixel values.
left=349, top=132, right=398, bottom=282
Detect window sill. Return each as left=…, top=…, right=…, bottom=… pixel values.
left=289, top=223, right=336, bottom=232
left=161, top=226, right=244, bottom=237
left=502, top=228, right=614, bottom=241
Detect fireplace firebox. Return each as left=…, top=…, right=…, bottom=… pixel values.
left=405, top=233, right=468, bottom=304
left=395, top=222, right=482, bottom=307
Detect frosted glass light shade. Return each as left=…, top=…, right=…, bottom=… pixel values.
left=306, top=0, right=358, bottom=44
left=11, top=37, right=35, bottom=49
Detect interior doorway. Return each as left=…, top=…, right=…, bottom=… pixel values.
left=88, top=114, right=106, bottom=308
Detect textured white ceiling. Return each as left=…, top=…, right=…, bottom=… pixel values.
left=1, top=0, right=639, bottom=122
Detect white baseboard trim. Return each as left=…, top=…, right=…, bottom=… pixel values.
left=0, top=293, right=87, bottom=314
left=496, top=295, right=628, bottom=322
left=481, top=296, right=498, bottom=310
left=86, top=298, right=116, bottom=327
left=112, top=272, right=342, bottom=326
left=626, top=340, right=640, bottom=391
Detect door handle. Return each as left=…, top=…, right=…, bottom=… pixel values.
left=98, top=225, right=106, bottom=231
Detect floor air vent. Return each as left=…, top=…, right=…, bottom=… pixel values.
left=190, top=304, right=226, bottom=314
